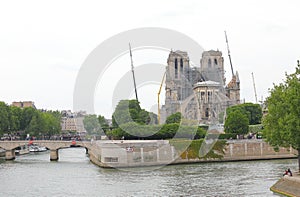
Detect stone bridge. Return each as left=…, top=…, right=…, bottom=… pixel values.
left=0, top=140, right=94, bottom=161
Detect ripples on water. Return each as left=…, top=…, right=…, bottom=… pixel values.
left=0, top=148, right=296, bottom=197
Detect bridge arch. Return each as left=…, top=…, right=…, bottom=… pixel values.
left=0, top=140, right=93, bottom=161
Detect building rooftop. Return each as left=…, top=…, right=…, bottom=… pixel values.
left=194, top=80, right=221, bottom=87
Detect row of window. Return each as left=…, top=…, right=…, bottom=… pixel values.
left=174, top=58, right=219, bottom=78
left=208, top=58, right=218, bottom=68
left=198, top=91, right=218, bottom=103
left=174, top=58, right=184, bottom=78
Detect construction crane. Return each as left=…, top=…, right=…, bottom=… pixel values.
left=251, top=72, right=258, bottom=103
left=157, top=72, right=166, bottom=124
left=224, top=31, right=235, bottom=77
left=129, top=43, right=139, bottom=102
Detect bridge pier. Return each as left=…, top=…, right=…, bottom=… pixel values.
left=50, top=149, right=59, bottom=161
left=5, top=149, right=15, bottom=160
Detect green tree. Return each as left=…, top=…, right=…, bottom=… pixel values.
left=165, top=112, right=182, bottom=124
left=0, top=104, right=61, bottom=138
left=224, top=110, right=249, bottom=135
left=242, top=103, right=263, bottom=125
left=227, top=103, right=262, bottom=125
left=20, top=107, right=36, bottom=131
left=83, top=114, right=101, bottom=135
left=26, top=111, right=45, bottom=137
left=138, top=109, right=150, bottom=124
left=106, top=122, right=206, bottom=140
left=159, top=123, right=179, bottom=139
left=98, top=115, right=109, bottom=128
left=8, top=106, right=22, bottom=132
left=112, top=100, right=156, bottom=127
left=112, top=100, right=136, bottom=127
left=42, top=111, right=61, bottom=136
left=263, top=63, right=300, bottom=171
left=0, top=102, right=9, bottom=134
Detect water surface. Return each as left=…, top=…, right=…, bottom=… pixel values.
left=0, top=148, right=295, bottom=196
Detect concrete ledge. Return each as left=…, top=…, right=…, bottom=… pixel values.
left=271, top=174, right=300, bottom=197
left=87, top=140, right=298, bottom=168
left=169, top=155, right=297, bottom=166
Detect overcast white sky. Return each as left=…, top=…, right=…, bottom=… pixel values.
left=0, top=0, right=299, bottom=118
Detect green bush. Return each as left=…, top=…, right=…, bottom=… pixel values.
left=218, top=133, right=237, bottom=139
left=106, top=123, right=208, bottom=140
left=170, top=139, right=227, bottom=160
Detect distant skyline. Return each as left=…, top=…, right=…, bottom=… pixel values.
left=1, top=0, right=299, bottom=118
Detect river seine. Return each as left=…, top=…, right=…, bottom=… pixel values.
left=0, top=148, right=296, bottom=196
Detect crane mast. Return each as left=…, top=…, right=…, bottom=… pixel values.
left=157, top=72, right=166, bottom=124
left=225, top=31, right=235, bottom=77
left=251, top=72, right=258, bottom=103
left=129, top=43, right=139, bottom=102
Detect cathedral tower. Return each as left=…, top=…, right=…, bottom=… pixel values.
left=165, top=50, right=191, bottom=117
left=200, top=50, right=225, bottom=85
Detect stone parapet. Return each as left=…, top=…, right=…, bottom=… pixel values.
left=224, top=139, right=297, bottom=159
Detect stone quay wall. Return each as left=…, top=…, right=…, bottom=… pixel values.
left=223, top=139, right=297, bottom=161
left=88, top=139, right=297, bottom=168
left=89, top=140, right=175, bottom=168
left=172, top=139, right=297, bottom=165
left=271, top=175, right=300, bottom=197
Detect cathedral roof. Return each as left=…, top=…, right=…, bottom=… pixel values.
left=194, top=80, right=220, bottom=87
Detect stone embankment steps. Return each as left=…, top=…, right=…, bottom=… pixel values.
left=271, top=174, right=300, bottom=197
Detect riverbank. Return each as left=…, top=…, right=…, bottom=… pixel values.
left=88, top=139, right=298, bottom=168
left=1, top=148, right=295, bottom=196
left=271, top=173, right=300, bottom=197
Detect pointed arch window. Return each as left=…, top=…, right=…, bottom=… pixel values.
left=208, top=59, right=212, bottom=68
left=214, top=58, right=218, bottom=65
left=175, top=58, right=178, bottom=78
left=180, top=58, right=183, bottom=74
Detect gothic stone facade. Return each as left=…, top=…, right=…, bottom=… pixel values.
left=163, top=50, right=240, bottom=124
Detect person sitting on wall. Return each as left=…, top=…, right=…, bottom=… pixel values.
left=283, top=169, right=293, bottom=176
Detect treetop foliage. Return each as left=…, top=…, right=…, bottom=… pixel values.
left=0, top=102, right=61, bottom=137
left=165, top=112, right=182, bottom=124
left=263, top=62, right=300, bottom=171
left=226, top=103, right=262, bottom=125
left=224, top=102, right=262, bottom=135
left=112, top=99, right=157, bottom=127
left=224, top=109, right=249, bottom=135
left=263, top=63, right=300, bottom=151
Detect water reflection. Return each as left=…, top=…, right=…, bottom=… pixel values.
left=0, top=148, right=296, bottom=196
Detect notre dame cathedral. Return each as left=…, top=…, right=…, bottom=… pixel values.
left=161, top=50, right=240, bottom=124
